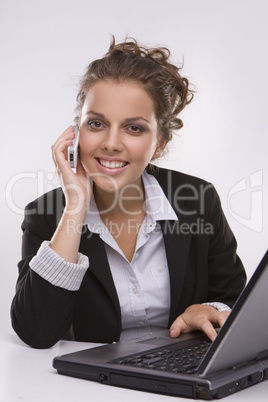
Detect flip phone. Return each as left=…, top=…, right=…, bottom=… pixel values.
left=68, top=125, right=80, bottom=168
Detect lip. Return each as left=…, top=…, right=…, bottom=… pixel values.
left=94, top=157, right=130, bottom=176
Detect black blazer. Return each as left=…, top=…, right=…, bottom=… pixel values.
left=11, top=167, right=246, bottom=348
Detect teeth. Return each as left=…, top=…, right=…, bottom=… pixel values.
left=99, top=159, right=127, bottom=168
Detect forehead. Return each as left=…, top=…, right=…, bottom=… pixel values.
left=81, top=80, right=156, bottom=120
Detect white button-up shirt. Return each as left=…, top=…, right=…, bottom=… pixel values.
left=84, top=170, right=178, bottom=340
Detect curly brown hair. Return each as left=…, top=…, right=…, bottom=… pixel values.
left=75, top=36, right=194, bottom=144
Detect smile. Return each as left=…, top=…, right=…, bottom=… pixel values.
left=97, top=158, right=129, bottom=169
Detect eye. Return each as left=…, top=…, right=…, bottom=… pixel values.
left=127, top=125, right=144, bottom=134
left=87, top=120, right=104, bottom=130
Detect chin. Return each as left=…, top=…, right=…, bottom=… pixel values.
left=93, top=176, right=121, bottom=194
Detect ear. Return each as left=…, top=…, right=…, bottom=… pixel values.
left=152, top=140, right=168, bottom=160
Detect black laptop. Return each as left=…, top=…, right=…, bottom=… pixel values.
left=53, top=250, right=268, bottom=399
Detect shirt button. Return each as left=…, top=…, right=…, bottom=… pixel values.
left=133, top=288, right=138, bottom=294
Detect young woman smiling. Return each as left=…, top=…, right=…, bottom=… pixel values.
left=11, top=37, right=246, bottom=348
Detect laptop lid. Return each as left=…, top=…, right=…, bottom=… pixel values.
left=198, top=249, right=268, bottom=375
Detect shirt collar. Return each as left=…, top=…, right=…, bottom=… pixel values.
left=84, top=169, right=178, bottom=234
left=142, top=170, right=178, bottom=221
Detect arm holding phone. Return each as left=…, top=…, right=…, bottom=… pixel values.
left=50, top=125, right=91, bottom=263
left=11, top=125, right=93, bottom=348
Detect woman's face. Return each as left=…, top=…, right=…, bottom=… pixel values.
left=79, top=79, right=164, bottom=196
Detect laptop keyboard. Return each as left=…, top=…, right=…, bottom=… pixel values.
left=109, top=338, right=211, bottom=375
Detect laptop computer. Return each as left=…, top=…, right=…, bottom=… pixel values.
left=53, top=250, right=268, bottom=399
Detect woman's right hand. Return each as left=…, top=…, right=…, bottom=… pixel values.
left=51, top=125, right=92, bottom=213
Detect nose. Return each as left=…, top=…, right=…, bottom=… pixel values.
left=101, top=127, right=123, bottom=152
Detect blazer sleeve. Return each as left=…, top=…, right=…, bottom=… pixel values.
left=10, top=190, right=80, bottom=349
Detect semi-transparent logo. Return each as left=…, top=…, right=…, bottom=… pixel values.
left=227, top=170, right=263, bottom=233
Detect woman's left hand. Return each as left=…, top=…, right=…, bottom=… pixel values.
left=170, top=304, right=230, bottom=342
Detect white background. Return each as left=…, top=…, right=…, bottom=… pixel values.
left=1, top=0, right=267, bottom=334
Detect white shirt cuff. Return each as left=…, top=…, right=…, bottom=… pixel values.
left=202, top=302, right=231, bottom=313
left=29, top=240, right=89, bottom=291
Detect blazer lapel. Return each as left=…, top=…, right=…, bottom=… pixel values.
left=160, top=218, right=193, bottom=326
left=153, top=167, right=197, bottom=325
left=80, top=227, right=121, bottom=321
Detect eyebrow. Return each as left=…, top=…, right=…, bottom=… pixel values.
left=85, top=110, right=150, bottom=124
left=85, top=111, right=105, bottom=119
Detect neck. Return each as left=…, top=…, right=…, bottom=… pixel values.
left=94, top=180, right=146, bottom=218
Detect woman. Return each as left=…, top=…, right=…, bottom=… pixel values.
left=11, top=37, right=246, bottom=348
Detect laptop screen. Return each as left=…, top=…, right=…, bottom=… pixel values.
left=199, top=250, right=268, bottom=375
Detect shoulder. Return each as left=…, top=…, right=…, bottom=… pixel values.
left=147, top=165, right=220, bottom=214
left=148, top=165, right=212, bottom=191
left=24, top=187, right=65, bottom=213
left=22, top=187, right=65, bottom=232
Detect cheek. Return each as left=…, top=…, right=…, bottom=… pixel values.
left=79, top=133, right=96, bottom=156
left=130, top=137, right=158, bottom=160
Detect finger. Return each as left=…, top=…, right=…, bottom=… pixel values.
left=217, top=311, right=230, bottom=328
left=52, top=144, right=73, bottom=177
left=198, top=320, right=217, bottom=342
left=52, top=125, right=75, bottom=146
left=170, top=326, right=181, bottom=338
left=51, top=126, right=75, bottom=157
left=52, top=133, right=76, bottom=170
left=51, top=128, right=75, bottom=154
left=170, top=316, right=187, bottom=338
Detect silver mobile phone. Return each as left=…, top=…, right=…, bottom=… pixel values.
left=68, top=125, right=80, bottom=168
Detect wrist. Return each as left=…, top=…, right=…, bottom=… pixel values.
left=202, top=302, right=231, bottom=313
left=64, top=198, right=88, bottom=217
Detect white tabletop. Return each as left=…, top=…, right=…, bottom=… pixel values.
left=1, top=333, right=268, bottom=402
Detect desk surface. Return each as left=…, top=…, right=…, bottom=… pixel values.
left=1, top=333, right=268, bottom=402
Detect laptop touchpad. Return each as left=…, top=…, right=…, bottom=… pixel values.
left=137, top=337, right=172, bottom=346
